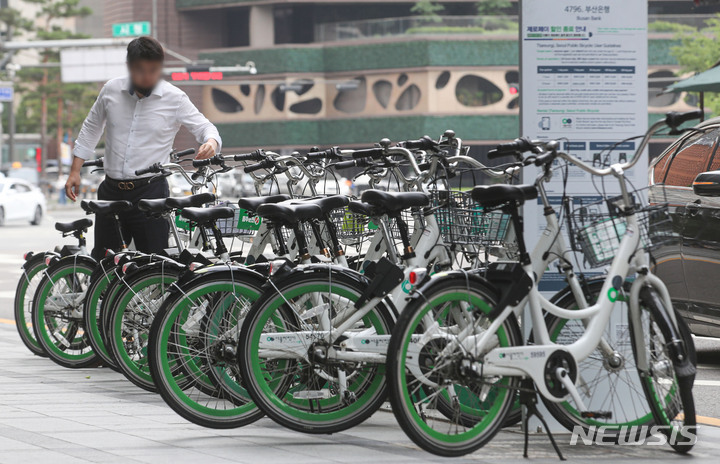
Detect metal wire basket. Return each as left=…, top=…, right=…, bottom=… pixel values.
left=430, top=190, right=513, bottom=247
left=214, top=202, right=259, bottom=238
left=570, top=193, right=677, bottom=268
left=329, top=206, right=372, bottom=241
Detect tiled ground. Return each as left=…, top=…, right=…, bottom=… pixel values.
left=1, top=323, right=719, bottom=464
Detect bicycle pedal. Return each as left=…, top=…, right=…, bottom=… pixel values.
left=580, top=411, right=612, bottom=419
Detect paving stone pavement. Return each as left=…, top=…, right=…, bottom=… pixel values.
left=1, top=323, right=719, bottom=464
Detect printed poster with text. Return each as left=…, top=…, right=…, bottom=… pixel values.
left=521, top=0, right=648, bottom=292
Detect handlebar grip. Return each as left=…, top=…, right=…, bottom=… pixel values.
left=665, top=110, right=703, bottom=128
left=534, top=151, right=558, bottom=167
left=233, top=150, right=265, bottom=162
left=306, top=147, right=340, bottom=161
left=82, top=158, right=104, bottom=168
left=334, top=159, right=372, bottom=170
left=175, top=148, right=196, bottom=158
left=404, top=135, right=437, bottom=150
left=352, top=148, right=385, bottom=159
left=493, top=137, right=535, bottom=156
left=244, top=159, right=274, bottom=173
left=135, top=163, right=161, bottom=176
left=193, top=159, right=212, bottom=168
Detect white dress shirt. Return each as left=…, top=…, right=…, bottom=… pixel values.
left=73, top=76, right=222, bottom=179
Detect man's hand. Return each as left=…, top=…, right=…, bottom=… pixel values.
left=196, top=139, right=219, bottom=160
left=65, top=171, right=82, bottom=202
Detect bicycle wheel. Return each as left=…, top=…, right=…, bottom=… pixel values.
left=107, top=268, right=181, bottom=391
left=238, top=267, right=394, bottom=434
left=82, top=263, right=120, bottom=369
left=148, top=271, right=265, bottom=428
left=630, top=286, right=696, bottom=453
left=32, top=257, right=100, bottom=368
left=386, top=276, right=521, bottom=457
left=540, top=279, right=658, bottom=440
left=14, top=253, right=50, bottom=357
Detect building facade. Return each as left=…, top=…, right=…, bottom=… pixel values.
left=100, top=0, right=711, bottom=156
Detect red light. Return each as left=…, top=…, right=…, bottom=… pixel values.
left=122, top=263, right=132, bottom=274
left=172, top=71, right=223, bottom=82
left=509, top=86, right=518, bottom=95
left=45, top=256, right=52, bottom=266
left=35, top=148, right=42, bottom=173
left=171, top=72, right=190, bottom=81
left=409, top=271, right=418, bottom=285
left=23, top=252, right=29, bottom=260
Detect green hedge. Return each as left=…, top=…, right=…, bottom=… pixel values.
left=218, top=115, right=519, bottom=148
left=202, top=38, right=680, bottom=75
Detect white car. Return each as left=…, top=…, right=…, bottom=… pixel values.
left=0, top=178, right=46, bottom=226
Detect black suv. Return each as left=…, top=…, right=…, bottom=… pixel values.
left=650, top=116, right=720, bottom=337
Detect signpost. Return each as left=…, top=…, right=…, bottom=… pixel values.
left=521, top=0, right=649, bottom=291
left=520, top=0, right=648, bottom=432
left=112, top=21, right=151, bottom=38
left=0, top=82, right=14, bottom=102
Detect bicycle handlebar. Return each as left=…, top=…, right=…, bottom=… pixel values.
left=403, top=135, right=438, bottom=150
left=135, top=163, right=162, bottom=176
left=553, top=110, right=702, bottom=177
left=232, top=150, right=266, bottom=162
left=665, top=110, right=703, bottom=129
left=174, top=148, right=196, bottom=159
left=244, top=159, right=275, bottom=173
left=82, top=158, right=104, bottom=168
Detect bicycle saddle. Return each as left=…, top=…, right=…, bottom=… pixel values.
left=86, top=200, right=134, bottom=215
left=360, top=190, right=429, bottom=214
left=238, top=194, right=291, bottom=214
left=471, top=184, right=538, bottom=208
left=165, top=193, right=216, bottom=209
left=180, top=206, right=234, bottom=224
left=138, top=198, right=169, bottom=214
left=55, top=218, right=93, bottom=233
left=289, top=195, right=349, bottom=214
left=348, top=201, right=378, bottom=218
left=256, top=202, right=324, bottom=224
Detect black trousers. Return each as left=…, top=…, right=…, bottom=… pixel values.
left=91, top=178, right=170, bottom=261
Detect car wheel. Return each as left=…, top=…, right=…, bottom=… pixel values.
left=0, top=206, right=5, bottom=226
left=30, top=206, right=42, bottom=226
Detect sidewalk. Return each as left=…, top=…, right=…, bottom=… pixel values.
left=0, top=323, right=719, bottom=464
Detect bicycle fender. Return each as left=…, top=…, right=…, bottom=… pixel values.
left=172, top=262, right=268, bottom=293
left=22, top=251, right=59, bottom=270
left=266, top=263, right=369, bottom=290
left=408, top=269, right=500, bottom=307
left=47, top=253, right=97, bottom=271
left=120, top=258, right=186, bottom=282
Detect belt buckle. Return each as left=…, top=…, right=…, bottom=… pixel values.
left=118, top=181, right=135, bottom=191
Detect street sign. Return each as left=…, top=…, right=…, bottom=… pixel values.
left=112, top=21, right=151, bottom=38
left=0, top=82, right=14, bottom=102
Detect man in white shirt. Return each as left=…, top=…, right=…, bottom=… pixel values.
left=65, top=36, right=221, bottom=258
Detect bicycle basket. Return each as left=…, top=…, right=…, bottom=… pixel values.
left=571, top=193, right=676, bottom=268
left=214, top=202, right=259, bottom=238
left=329, top=206, right=372, bottom=242
left=430, top=190, right=513, bottom=247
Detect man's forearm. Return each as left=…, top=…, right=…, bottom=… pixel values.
left=70, top=156, right=85, bottom=175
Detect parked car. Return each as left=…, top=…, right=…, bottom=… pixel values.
left=0, top=178, right=46, bottom=226
left=650, top=116, right=720, bottom=337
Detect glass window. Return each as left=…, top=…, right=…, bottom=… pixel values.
left=660, top=126, right=720, bottom=187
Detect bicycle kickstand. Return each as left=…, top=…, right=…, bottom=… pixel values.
left=520, top=379, right=565, bottom=461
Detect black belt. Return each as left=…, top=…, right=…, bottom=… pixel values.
left=105, top=176, right=160, bottom=191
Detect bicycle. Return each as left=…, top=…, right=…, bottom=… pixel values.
left=385, top=111, right=701, bottom=457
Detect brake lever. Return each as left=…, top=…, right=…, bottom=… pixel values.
left=91, top=168, right=104, bottom=174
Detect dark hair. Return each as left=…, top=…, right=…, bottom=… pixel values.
left=127, top=36, right=164, bottom=63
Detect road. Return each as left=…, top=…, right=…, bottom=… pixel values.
left=1, top=205, right=720, bottom=447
